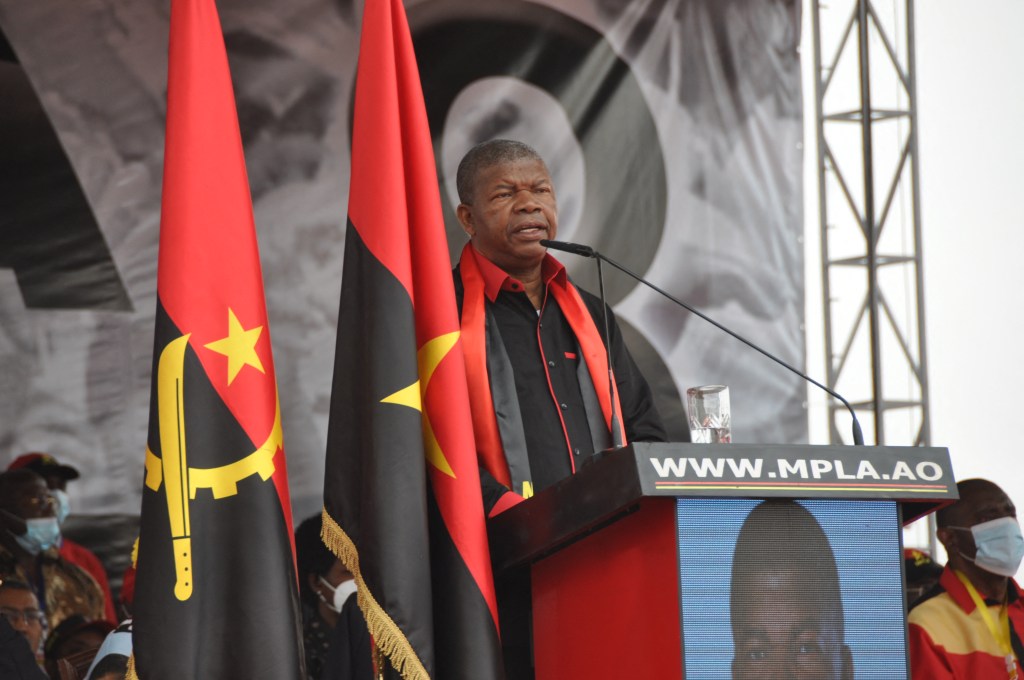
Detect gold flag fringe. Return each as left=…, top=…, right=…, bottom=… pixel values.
left=321, top=507, right=430, bottom=680
left=126, top=653, right=139, bottom=680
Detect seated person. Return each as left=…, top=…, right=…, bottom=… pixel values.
left=904, top=547, right=944, bottom=607
left=323, top=593, right=373, bottom=680
left=908, top=478, right=1024, bottom=679
left=89, top=652, right=129, bottom=680
left=83, top=542, right=137, bottom=680
left=84, top=619, right=132, bottom=680
left=1, top=577, right=47, bottom=669
left=7, top=452, right=117, bottom=623
left=44, top=614, right=114, bottom=673
left=0, top=469, right=106, bottom=631
left=1, top=608, right=47, bottom=679
left=295, top=513, right=361, bottom=679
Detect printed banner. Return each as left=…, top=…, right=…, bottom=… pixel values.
left=0, top=0, right=804, bottom=515
left=636, top=442, right=955, bottom=500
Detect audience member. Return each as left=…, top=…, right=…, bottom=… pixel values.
left=6, top=454, right=77, bottom=524
left=904, top=547, right=944, bottom=607
left=908, top=478, right=1024, bottom=678
left=44, top=614, right=114, bottom=661
left=88, top=652, right=128, bottom=680
left=84, top=619, right=132, bottom=680
left=0, top=582, right=48, bottom=679
left=295, top=513, right=361, bottom=679
left=0, top=578, right=46, bottom=664
left=0, top=469, right=105, bottom=630
left=323, top=591, right=373, bottom=680
left=81, top=540, right=137, bottom=680
left=7, top=452, right=117, bottom=623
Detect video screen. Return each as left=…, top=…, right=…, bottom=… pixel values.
left=676, top=498, right=906, bottom=680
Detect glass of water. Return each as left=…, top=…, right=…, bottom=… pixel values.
left=686, top=385, right=731, bottom=443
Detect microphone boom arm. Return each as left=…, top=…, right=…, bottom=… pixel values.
left=538, top=237, right=864, bottom=445
left=593, top=252, right=864, bottom=446
left=593, top=249, right=864, bottom=446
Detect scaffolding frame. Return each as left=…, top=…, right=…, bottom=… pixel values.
left=809, top=0, right=931, bottom=449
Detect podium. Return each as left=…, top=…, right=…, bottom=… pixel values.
left=488, top=443, right=956, bottom=680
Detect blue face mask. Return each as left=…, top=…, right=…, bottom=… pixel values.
left=52, top=489, right=71, bottom=525
left=953, top=517, right=1024, bottom=577
left=14, top=517, right=61, bottom=555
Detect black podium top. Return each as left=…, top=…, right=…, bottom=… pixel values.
left=488, top=442, right=956, bottom=573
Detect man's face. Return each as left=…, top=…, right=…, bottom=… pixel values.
left=0, top=474, right=55, bottom=540
left=4, top=475, right=56, bottom=520
left=0, top=588, right=45, bottom=653
left=456, top=157, right=558, bottom=275
left=732, top=572, right=852, bottom=680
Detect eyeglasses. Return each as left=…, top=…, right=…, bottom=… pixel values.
left=0, top=606, right=46, bottom=626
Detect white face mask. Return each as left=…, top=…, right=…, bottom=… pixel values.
left=952, top=516, right=1024, bottom=577
left=318, top=576, right=357, bottom=613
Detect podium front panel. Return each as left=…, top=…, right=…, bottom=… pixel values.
left=513, top=446, right=936, bottom=679
left=676, top=498, right=909, bottom=680
left=532, top=499, right=683, bottom=680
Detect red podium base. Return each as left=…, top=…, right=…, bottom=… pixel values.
left=532, top=499, right=683, bottom=680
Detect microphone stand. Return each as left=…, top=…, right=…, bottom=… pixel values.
left=541, top=239, right=865, bottom=446
left=596, top=256, right=624, bottom=448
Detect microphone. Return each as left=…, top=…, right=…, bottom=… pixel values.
left=542, top=239, right=865, bottom=446
left=540, top=239, right=595, bottom=258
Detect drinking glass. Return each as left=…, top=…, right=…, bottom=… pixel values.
left=686, top=385, right=731, bottom=443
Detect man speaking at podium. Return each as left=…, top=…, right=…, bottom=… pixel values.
left=452, top=139, right=667, bottom=515
left=452, top=139, right=667, bottom=677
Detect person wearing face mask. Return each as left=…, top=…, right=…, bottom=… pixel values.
left=6, top=453, right=117, bottom=624
left=909, top=478, right=1024, bottom=679
left=0, top=469, right=105, bottom=632
left=295, top=513, right=371, bottom=680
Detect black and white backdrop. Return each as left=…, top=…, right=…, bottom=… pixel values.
left=0, top=0, right=804, bottom=517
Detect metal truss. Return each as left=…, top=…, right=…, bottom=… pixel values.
left=810, top=0, right=931, bottom=447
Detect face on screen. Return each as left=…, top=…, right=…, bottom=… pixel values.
left=732, top=571, right=852, bottom=680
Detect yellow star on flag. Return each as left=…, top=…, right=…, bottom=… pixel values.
left=380, top=331, right=459, bottom=478
left=204, top=308, right=265, bottom=385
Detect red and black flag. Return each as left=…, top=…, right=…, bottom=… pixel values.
left=321, top=0, right=503, bottom=677
left=130, top=1, right=303, bottom=678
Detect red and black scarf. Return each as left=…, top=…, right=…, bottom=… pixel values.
left=458, top=243, right=625, bottom=490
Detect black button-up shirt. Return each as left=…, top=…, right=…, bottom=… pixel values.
left=455, top=249, right=666, bottom=511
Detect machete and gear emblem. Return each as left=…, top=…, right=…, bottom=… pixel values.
left=143, top=334, right=282, bottom=601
